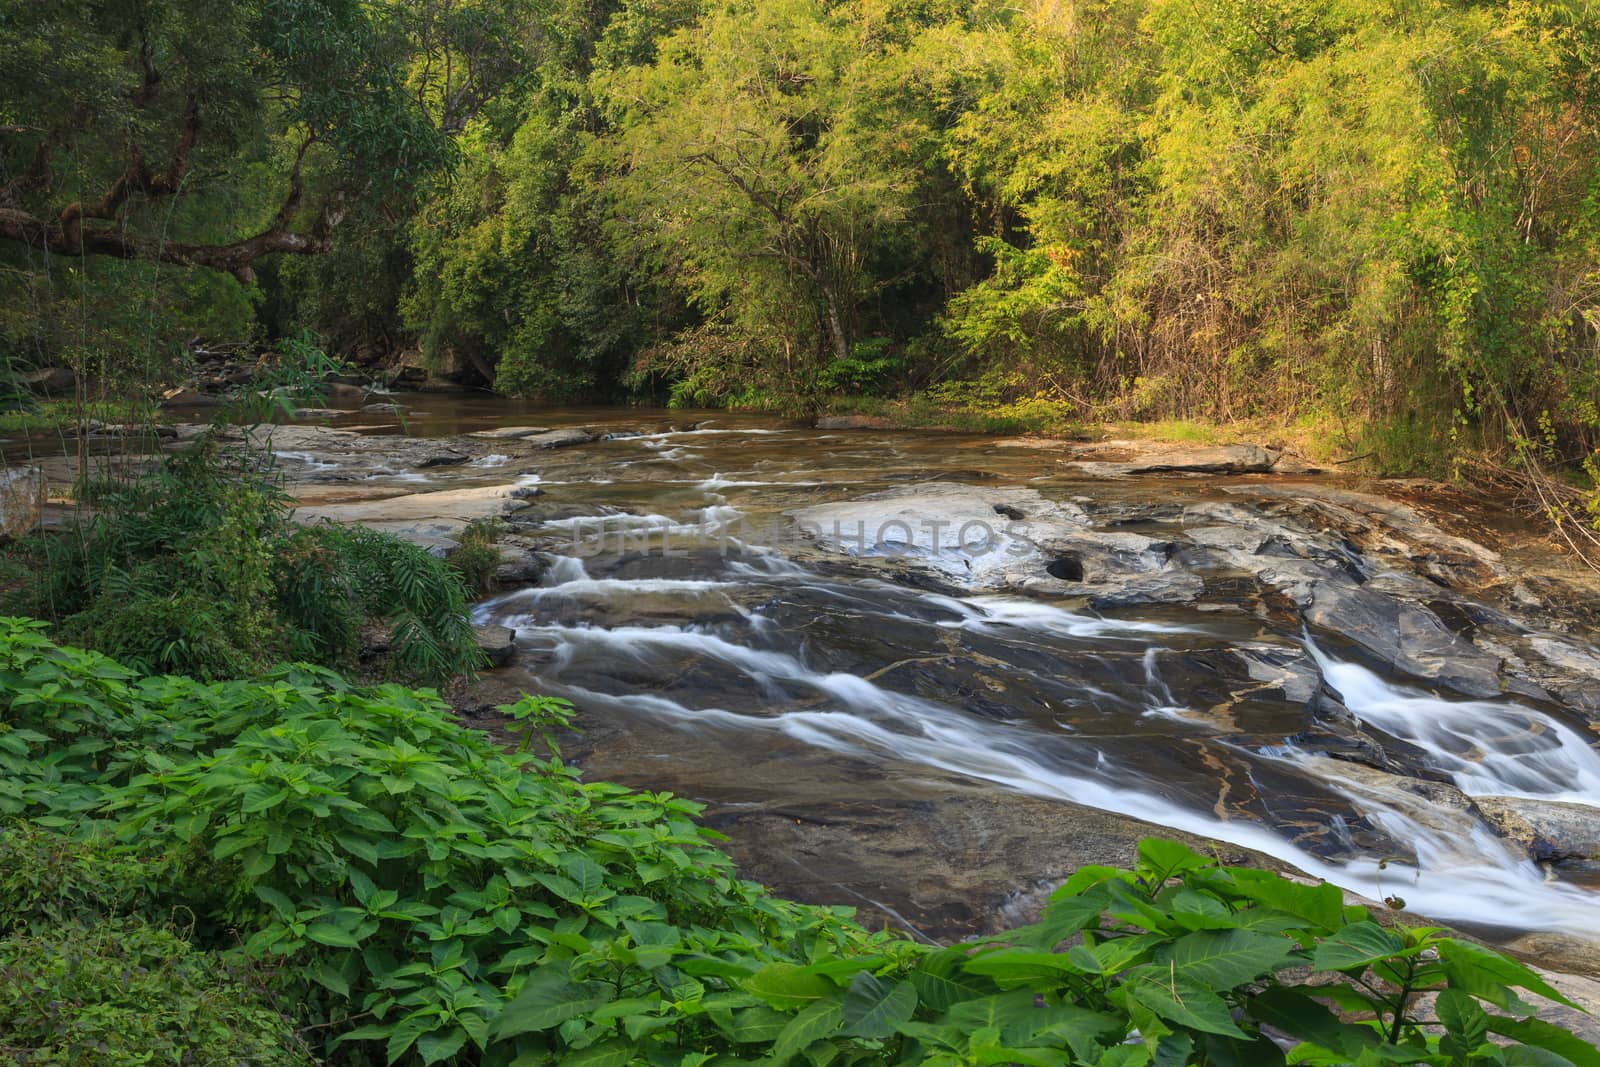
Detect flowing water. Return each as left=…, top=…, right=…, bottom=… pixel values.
left=23, top=402, right=1598, bottom=943
left=427, top=411, right=1600, bottom=942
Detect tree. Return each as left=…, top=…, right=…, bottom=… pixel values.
left=0, top=0, right=450, bottom=284
left=598, top=0, right=932, bottom=381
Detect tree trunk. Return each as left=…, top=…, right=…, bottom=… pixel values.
left=821, top=287, right=851, bottom=362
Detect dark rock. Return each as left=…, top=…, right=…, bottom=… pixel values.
left=524, top=428, right=597, bottom=449
left=23, top=366, right=75, bottom=395
left=474, top=624, right=517, bottom=667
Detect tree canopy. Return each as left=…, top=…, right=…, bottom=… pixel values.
left=3, top=0, right=1599, bottom=497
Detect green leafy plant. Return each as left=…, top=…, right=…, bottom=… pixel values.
left=2, top=436, right=481, bottom=682
left=0, top=918, right=315, bottom=1067
left=0, top=621, right=1593, bottom=1066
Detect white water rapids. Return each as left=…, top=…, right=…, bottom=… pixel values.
left=478, top=543, right=1600, bottom=939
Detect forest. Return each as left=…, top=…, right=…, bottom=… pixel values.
left=5, top=1, right=1600, bottom=1064
left=4, top=0, right=1599, bottom=499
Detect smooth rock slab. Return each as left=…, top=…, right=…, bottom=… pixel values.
left=1066, top=444, right=1279, bottom=477
left=292, top=483, right=538, bottom=538
left=469, top=425, right=554, bottom=439
left=790, top=482, right=1090, bottom=587
left=1476, top=795, right=1600, bottom=860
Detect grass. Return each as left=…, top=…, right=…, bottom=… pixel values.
left=820, top=389, right=1365, bottom=465
left=0, top=398, right=164, bottom=435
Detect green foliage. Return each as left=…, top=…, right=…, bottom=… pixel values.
left=0, top=918, right=314, bottom=1067
left=0, top=622, right=1592, bottom=1065
left=449, top=517, right=509, bottom=597
left=1, top=436, right=479, bottom=682
left=817, top=338, right=905, bottom=398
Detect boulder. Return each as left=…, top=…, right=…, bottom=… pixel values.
left=1067, top=444, right=1279, bottom=477
left=789, top=482, right=1090, bottom=588
left=470, top=426, right=554, bottom=439
left=1475, top=796, right=1600, bottom=861
left=493, top=542, right=545, bottom=583
left=23, top=366, right=75, bottom=395
left=474, top=624, right=517, bottom=667
left=523, top=428, right=597, bottom=449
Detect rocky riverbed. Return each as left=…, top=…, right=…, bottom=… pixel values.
left=9, top=404, right=1600, bottom=1002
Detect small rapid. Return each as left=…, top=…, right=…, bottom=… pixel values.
left=361, top=410, right=1600, bottom=944
left=479, top=542, right=1600, bottom=938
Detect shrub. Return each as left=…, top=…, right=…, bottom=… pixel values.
left=0, top=918, right=313, bottom=1067
left=448, top=518, right=508, bottom=598
left=1, top=435, right=481, bottom=682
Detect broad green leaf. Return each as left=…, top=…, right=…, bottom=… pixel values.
left=561, top=1038, right=635, bottom=1067
left=1439, top=939, right=1579, bottom=1010
left=1227, top=870, right=1343, bottom=931
left=1138, top=839, right=1214, bottom=880
left=840, top=972, right=916, bottom=1039
left=417, top=1027, right=467, bottom=1065
left=496, top=968, right=613, bottom=1038
left=1124, top=970, right=1248, bottom=1038
left=1490, top=1016, right=1600, bottom=1067
left=773, top=996, right=843, bottom=1063
left=1310, top=922, right=1405, bottom=972
left=746, top=963, right=837, bottom=1009
left=1162, top=928, right=1295, bottom=989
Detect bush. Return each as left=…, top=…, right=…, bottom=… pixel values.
left=1, top=620, right=1594, bottom=1066
left=0, top=918, right=313, bottom=1067
left=447, top=518, right=508, bottom=598
left=1, top=435, right=481, bottom=682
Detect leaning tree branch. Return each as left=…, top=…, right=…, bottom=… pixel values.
left=2, top=120, right=345, bottom=283
left=0, top=180, right=347, bottom=284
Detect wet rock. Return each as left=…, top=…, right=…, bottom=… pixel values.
left=790, top=482, right=1090, bottom=588
left=1067, top=444, right=1279, bottom=478
left=23, top=366, right=75, bottom=395
left=1476, top=796, right=1600, bottom=861
left=1305, top=584, right=1504, bottom=697
left=292, top=483, right=537, bottom=538
left=474, top=624, right=517, bottom=668
left=1225, top=483, right=1506, bottom=591
left=470, top=425, right=554, bottom=439
left=1009, top=529, right=1203, bottom=606
left=493, top=541, right=545, bottom=583
left=524, top=427, right=598, bottom=449
left=815, top=415, right=894, bottom=430
left=362, top=402, right=408, bottom=415
left=292, top=407, right=347, bottom=419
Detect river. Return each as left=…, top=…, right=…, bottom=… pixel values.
left=18, top=399, right=1600, bottom=951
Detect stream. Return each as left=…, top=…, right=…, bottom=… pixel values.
left=18, top=401, right=1600, bottom=949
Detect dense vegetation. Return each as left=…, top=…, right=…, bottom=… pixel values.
left=4, top=0, right=1599, bottom=505
left=0, top=435, right=482, bottom=682
left=0, top=620, right=1594, bottom=1065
